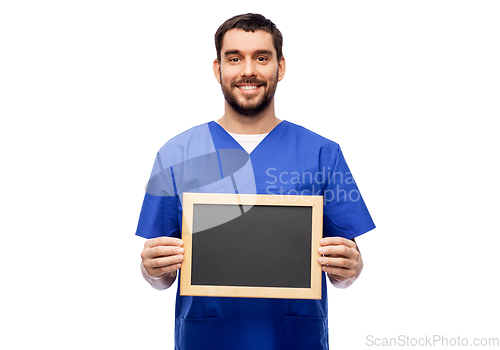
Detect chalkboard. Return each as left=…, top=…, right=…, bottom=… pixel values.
left=180, top=193, right=323, bottom=299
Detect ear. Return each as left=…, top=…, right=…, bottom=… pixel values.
left=213, top=58, right=221, bottom=84
left=277, top=55, right=286, bottom=82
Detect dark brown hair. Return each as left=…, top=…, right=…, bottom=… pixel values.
left=215, top=13, right=283, bottom=62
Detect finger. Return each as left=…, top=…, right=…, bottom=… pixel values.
left=320, top=237, right=356, bottom=249
left=144, top=237, right=184, bottom=249
left=318, top=256, right=357, bottom=269
left=144, top=254, right=185, bottom=270
left=318, top=245, right=359, bottom=260
left=142, top=245, right=184, bottom=260
left=152, top=263, right=183, bottom=276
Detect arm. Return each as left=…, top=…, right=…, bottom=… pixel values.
left=318, top=237, right=363, bottom=289
left=140, top=237, right=184, bottom=290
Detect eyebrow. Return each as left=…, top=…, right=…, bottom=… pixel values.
left=223, top=50, right=241, bottom=57
left=254, top=50, right=274, bottom=56
left=223, top=49, right=274, bottom=57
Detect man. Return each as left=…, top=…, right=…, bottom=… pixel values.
left=136, top=13, right=375, bottom=350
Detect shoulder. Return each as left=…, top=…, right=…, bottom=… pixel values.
left=283, top=120, right=340, bottom=152
left=155, top=122, right=216, bottom=166
left=159, top=122, right=212, bottom=151
left=281, top=121, right=342, bottom=168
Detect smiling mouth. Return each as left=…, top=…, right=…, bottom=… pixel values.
left=239, top=85, right=259, bottom=90
left=237, top=85, right=262, bottom=93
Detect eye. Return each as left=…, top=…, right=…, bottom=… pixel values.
left=256, top=57, right=267, bottom=62
left=229, top=58, right=240, bottom=63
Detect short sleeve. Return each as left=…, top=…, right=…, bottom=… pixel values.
left=135, top=193, right=181, bottom=239
left=134, top=123, right=220, bottom=239
left=135, top=153, right=181, bottom=239
left=322, top=147, right=375, bottom=239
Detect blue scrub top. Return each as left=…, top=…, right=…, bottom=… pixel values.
left=136, top=121, right=375, bottom=350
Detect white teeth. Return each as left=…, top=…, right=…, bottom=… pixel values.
left=239, top=85, right=258, bottom=90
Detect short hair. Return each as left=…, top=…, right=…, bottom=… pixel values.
left=215, top=13, right=283, bottom=63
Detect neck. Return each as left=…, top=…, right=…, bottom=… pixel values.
left=218, top=101, right=281, bottom=134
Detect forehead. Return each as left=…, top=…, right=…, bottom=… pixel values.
left=221, top=29, right=276, bottom=57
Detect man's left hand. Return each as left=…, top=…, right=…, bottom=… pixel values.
left=318, top=237, right=362, bottom=288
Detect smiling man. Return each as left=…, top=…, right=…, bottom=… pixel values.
left=215, top=28, right=284, bottom=119
left=136, top=13, right=375, bottom=350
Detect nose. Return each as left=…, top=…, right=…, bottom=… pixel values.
left=241, top=59, right=257, bottom=77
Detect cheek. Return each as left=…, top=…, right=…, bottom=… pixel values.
left=261, top=68, right=280, bottom=84
left=220, top=66, right=239, bottom=82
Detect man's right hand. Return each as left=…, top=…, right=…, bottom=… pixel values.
left=141, top=237, right=184, bottom=278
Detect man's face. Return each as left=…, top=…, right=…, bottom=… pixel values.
left=214, top=29, right=285, bottom=116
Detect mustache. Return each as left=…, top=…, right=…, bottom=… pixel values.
left=230, top=79, right=267, bottom=88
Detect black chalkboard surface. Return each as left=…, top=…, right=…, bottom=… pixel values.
left=180, top=193, right=323, bottom=299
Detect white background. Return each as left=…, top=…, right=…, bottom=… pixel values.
left=1, top=1, right=499, bottom=349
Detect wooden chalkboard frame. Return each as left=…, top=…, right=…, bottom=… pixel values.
left=180, top=193, right=323, bottom=299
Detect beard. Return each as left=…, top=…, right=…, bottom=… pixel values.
left=220, top=70, right=279, bottom=117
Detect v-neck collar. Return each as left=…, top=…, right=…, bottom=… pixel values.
left=209, top=120, right=287, bottom=155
